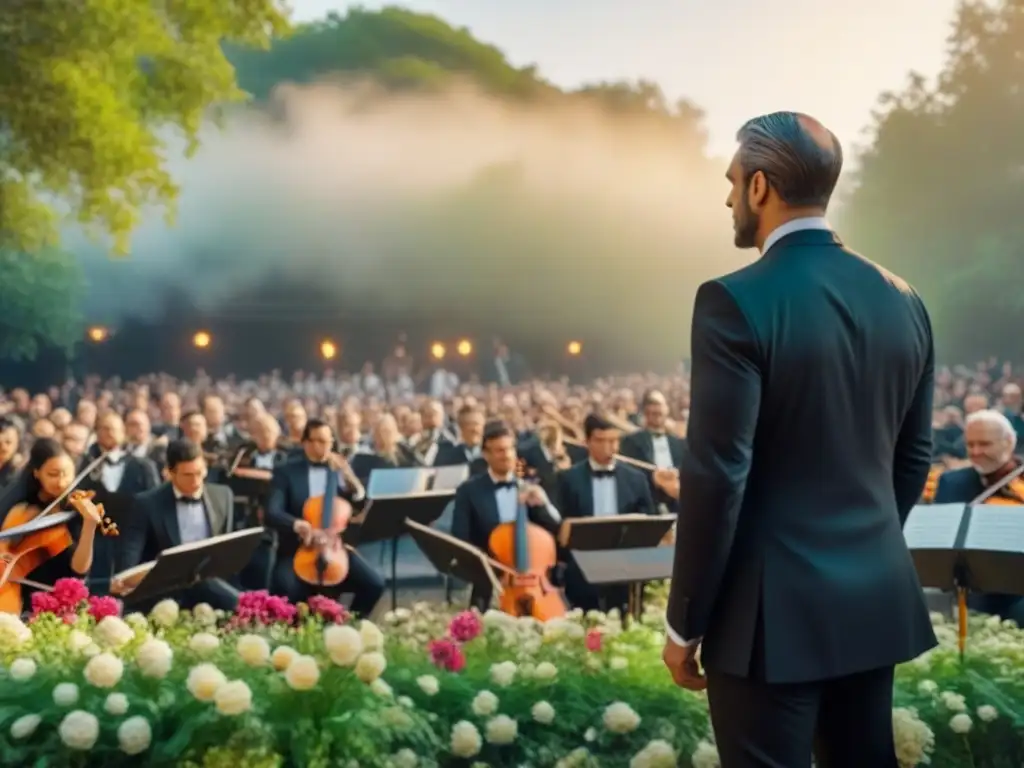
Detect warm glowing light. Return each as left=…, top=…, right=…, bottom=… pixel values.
left=457, top=339, right=473, bottom=356
left=567, top=340, right=582, bottom=356
left=86, top=326, right=109, bottom=343
left=320, top=340, right=337, bottom=360
left=192, top=331, right=212, bottom=349
left=430, top=342, right=446, bottom=360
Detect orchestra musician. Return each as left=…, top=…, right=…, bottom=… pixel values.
left=518, top=422, right=572, bottom=503
left=557, top=414, right=655, bottom=611
left=451, top=421, right=562, bottom=611
left=350, top=414, right=420, bottom=482
left=265, top=419, right=385, bottom=617
left=179, top=410, right=226, bottom=484
left=619, top=390, right=686, bottom=511
left=279, top=399, right=308, bottom=454
left=0, top=417, right=23, bottom=490
left=125, top=409, right=168, bottom=471
left=335, top=409, right=370, bottom=460
left=0, top=439, right=99, bottom=612
left=113, top=439, right=239, bottom=610
left=433, top=405, right=488, bottom=475
left=84, top=412, right=161, bottom=492
left=932, top=409, right=1024, bottom=625
left=202, top=394, right=242, bottom=452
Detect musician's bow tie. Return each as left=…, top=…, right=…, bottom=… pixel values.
left=176, top=495, right=202, bottom=505
left=494, top=480, right=517, bottom=490
left=591, top=469, right=614, bottom=479
left=308, top=461, right=329, bottom=468
left=105, top=456, right=125, bottom=467
left=649, top=431, right=666, bottom=437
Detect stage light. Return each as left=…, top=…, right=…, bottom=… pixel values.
left=567, top=340, right=582, bottom=356
left=457, top=339, right=473, bottom=356
left=86, top=326, right=109, bottom=343
left=320, top=339, right=337, bottom=360
left=192, top=331, right=212, bottom=349
left=430, top=342, right=446, bottom=360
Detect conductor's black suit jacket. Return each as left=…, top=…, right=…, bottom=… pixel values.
left=667, top=227, right=937, bottom=684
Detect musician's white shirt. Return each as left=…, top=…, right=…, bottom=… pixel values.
left=589, top=460, right=617, bottom=517
left=490, top=470, right=518, bottom=524
left=174, top=488, right=210, bottom=544
left=651, top=434, right=674, bottom=469
left=100, top=449, right=126, bottom=493
left=252, top=451, right=276, bottom=470
left=308, top=465, right=366, bottom=502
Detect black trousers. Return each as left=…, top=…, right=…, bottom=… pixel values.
left=706, top=665, right=898, bottom=768
left=272, top=552, right=385, bottom=619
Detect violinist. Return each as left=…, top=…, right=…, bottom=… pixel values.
left=350, top=414, right=420, bottom=483
left=932, top=409, right=1024, bottom=625
left=451, top=421, right=562, bottom=612
left=0, top=439, right=99, bottom=613
left=265, top=419, right=384, bottom=617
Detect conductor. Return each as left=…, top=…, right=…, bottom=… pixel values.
left=662, top=112, right=937, bottom=767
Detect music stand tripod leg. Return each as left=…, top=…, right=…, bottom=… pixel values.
left=390, top=537, right=399, bottom=612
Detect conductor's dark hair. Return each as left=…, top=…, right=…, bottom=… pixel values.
left=583, top=414, right=616, bottom=438
left=302, top=418, right=332, bottom=442
left=482, top=420, right=513, bottom=448
left=735, top=112, right=843, bottom=209
left=166, top=439, right=203, bottom=470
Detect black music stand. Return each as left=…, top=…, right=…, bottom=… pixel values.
left=349, top=467, right=466, bottom=610
left=405, top=519, right=503, bottom=604
left=573, top=547, right=674, bottom=621
left=227, top=473, right=271, bottom=503
left=121, top=528, right=264, bottom=605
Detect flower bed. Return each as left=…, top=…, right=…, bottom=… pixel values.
left=0, top=580, right=1021, bottom=766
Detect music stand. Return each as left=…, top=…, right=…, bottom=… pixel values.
left=406, top=519, right=505, bottom=601
left=559, top=514, right=676, bottom=550
left=120, top=528, right=264, bottom=605
left=572, top=546, right=674, bottom=620
left=226, top=471, right=272, bottom=504
left=349, top=467, right=465, bottom=610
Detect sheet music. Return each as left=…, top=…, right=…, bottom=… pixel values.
left=963, top=505, right=1024, bottom=553
left=903, top=504, right=964, bottom=549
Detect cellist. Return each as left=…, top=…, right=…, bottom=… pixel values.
left=932, top=409, right=1024, bottom=625
left=0, top=438, right=99, bottom=613
left=450, top=421, right=562, bottom=612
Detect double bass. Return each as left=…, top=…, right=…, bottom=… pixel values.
left=487, top=461, right=566, bottom=620
left=292, top=464, right=352, bottom=587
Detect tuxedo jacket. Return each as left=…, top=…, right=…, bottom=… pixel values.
left=618, top=429, right=686, bottom=510
left=667, top=227, right=936, bottom=684
left=432, top=441, right=488, bottom=476
left=556, top=461, right=654, bottom=519
left=450, top=471, right=561, bottom=552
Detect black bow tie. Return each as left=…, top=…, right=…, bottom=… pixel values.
left=494, top=480, right=517, bottom=490
left=104, top=456, right=125, bottom=467
left=309, top=461, right=329, bottom=468
left=176, top=496, right=202, bottom=506
left=649, top=431, right=666, bottom=438
left=591, top=468, right=614, bottom=479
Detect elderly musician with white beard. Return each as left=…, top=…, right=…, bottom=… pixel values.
left=933, top=408, right=1024, bottom=625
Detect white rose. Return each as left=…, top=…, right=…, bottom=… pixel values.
left=490, top=660, right=517, bottom=687
left=485, top=715, right=517, bottom=745
left=83, top=644, right=101, bottom=658
left=118, top=715, right=153, bottom=755
left=531, top=700, right=555, bottom=725
left=610, top=656, right=629, bottom=670
left=391, top=747, right=418, bottom=768
left=186, top=663, right=227, bottom=701
left=0, top=613, right=32, bottom=647
left=359, top=620, right=385, bottom=651
left=105, top=692, right=130, bottom=716
left=284, top=655, right=320, bottom=691
left=8, top=657, right=37, bottom=682
left=354, top=651, right=386, bottom=683
left=416, top=674, right=439, bottom=696
left=235, top=634, right=271, bottom=666
left=58, top=710, right=100, bottom=750
left=67, top=629, right=93, bottom=653
left=189, top=632, right=220, bottom=656
left=533, top=661, right=557, bottom=681
left=271, top=645, right=298, bottom=671
left=214, top=680, right=253, bottom=716
left=977, top=705, right=998, bottom=722
left=584, top=727, right=597, bottom=742
left=691, top=740, right=720, bottom=768
left=192, top=603, right=217, bottom=627
left=603, top=701, right=641, bottom=734
left=631, top=739, right=676, bottom=768
left=124, top=612, right=149, bottom=630
left=94, top=616, right=135, bottom=648
left=10, top=714, right=41, bottom=740
left=84, top=652, right=124, bottom=688
left=892, top=707, right=935, bottom=767
left=918, top=680, right=938, bottom=695
left=324, top=625, right=363, bottom=666
left=136, top=638, right=174, bottom=679
left=471, top=690, right=499, bottom=717
left=950, top=713, right=972, bottom=734
left=371, top=678, right=393, bottom=697
left=940, top=691, right=967, bottom=712
left=149, top=599, right=179, bottom=628
left=53, top=682, right=80, bottom=707
left=449, top=720, right=482, bottom=758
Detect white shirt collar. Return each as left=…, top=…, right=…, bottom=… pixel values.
left=174, top=488, right=202, bottom=502
left=589, top=460, right=615, bottom=473
left=761, top=216, right=830, bottom=255
left=104, top=448, right=125, bottom=462
left=489, top=470, right=516, bottom=484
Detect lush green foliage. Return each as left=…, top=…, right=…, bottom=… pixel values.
left=0, top=249, right=84, bottom=360
left=0, top=582, right=1022, bottom=767
left=0, top=0, right=290, bottom=254
left=840, top=0, right=1024, bottom=356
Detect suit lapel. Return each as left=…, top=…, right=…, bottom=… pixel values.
left=576, top=465, right=594, bottom=517
left=203, top=487, right=223, bottom=536
left=161, top=484, right=183, bottom=547
left=670, top=437, right=684, bottom=467
left=613, top=465, right=629, bottom=514
left=641, top=432, right=656, bottom=464
left=474, top=479, right=501, bottom=532
left=294, top=463, right=310, bottom=506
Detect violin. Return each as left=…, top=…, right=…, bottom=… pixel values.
left=978, top=463, right=1024, bottom=506
left=487, top=460, right=566, bottom=621
left=0, top=465, right=119, bottom=615
left=292, top=462, right=352, bottom=587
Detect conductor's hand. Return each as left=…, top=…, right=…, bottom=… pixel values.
left=663, top=636, right=706, bottom=691
left=653, top=468, right=680, bottom=500
left=293, top=519, right=314, bottom=546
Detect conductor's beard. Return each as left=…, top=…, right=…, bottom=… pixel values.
left=733, top=187, right=760, bottom=249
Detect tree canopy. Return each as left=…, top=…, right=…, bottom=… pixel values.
left=0, top=0, right=290, bottom=255
left=0, top=249, right=84, bottom=361
left=841, top=0, right=1024, bottom=357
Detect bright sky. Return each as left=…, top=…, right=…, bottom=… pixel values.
left=292, top=0, right=959, bottom=158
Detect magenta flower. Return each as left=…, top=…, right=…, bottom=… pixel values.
left=87, top=595, right=121, bottom=621
left=307, top=595, right=349, bottom=624
left=585, top=628, right=602, bottom=652
left=447, top=610, right=483, bottom=643
left=427, top=638, right=466, bottom=672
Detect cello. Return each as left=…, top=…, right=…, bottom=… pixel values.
left=487, top=460, right=566, bottom=620
left=292, top=465, right=352, bottom=587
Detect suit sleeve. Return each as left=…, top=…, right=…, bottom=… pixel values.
left=265, top=465, right=295, bottom=535
left=450, top=483, right=473, bottom=544
left=667, top=280, right=761, bottom=642
left=116, top=497, right=150, bottom=571
left=221, top=485, right=235, bottom=534
left=556, top=472, right=577, bottom=519
left=141, top=459, right=160, bottom=490
left=892, top=300, right=935, bottom=525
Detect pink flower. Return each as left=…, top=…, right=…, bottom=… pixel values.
left=52, top=578, right=88, bottom=609
left=427, top=638, right=466, bottom=672
left=228, top=591, right=297, bottom=628
left=30, top=592, right=61, bottom=617
left=585, top=628, right=603, bottom=652
left=447, top=611, right=482, bottom=643
left=87, top=596, right=121, bottom=620
left=307, top=595, right=349, bottom=624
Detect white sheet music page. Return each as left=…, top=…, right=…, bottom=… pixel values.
left=963, top=505, right=1024, bottom=552
left=903, top=504, right=964, bottom=549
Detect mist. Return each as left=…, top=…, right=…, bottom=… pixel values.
left=74, top=79, right=748, bottom=368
